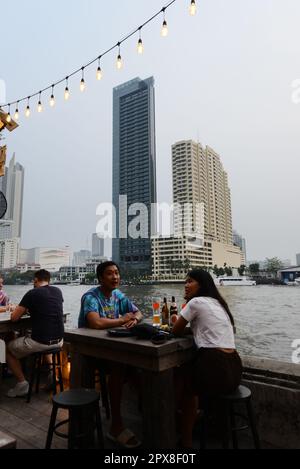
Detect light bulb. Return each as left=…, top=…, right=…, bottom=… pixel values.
left=25, top=106, right=30, bottom=117
left=189, top=0, right=196, bottom=16
left=64, top=87, right=70, bottom=100
left=80, top=79, right=86, bottom=92
left=161, top=20, right=168, bottom=37
left=50, top=95, right=55, bottom=107
left=38, top=101, right=43, bottom=113
left=14, top=109, right=19, bottom=121
left=6, top=113, right=11, bottom=123
left=96, top=67, right=103, bottom=80
left=137, top=38, right=144, bottom=54
left=116, top=54, right=123, bottom=70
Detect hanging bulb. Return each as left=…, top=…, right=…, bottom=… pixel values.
left=50, top=94, right=55, bottom=107
left=96, top=67, right=103, bottom=80
left=116, top=43, right=123, bottom=70
left=80, top=78, right=86, bottom=92
left=137, top=38, right=144, bottom=54
left=6, top=107, right=11, bottom=123
left=189, top=0, right=196, bottom=16
left=25, top=105, right=30, bottom=118
left=64, top=87, right=70, bottom=100
left=161, top=8, right=168, bottom=37
left=50, top=86, right=55, bottom=107
left=96, top=57, right=103, bottom=80
left=80, top=68, right=86, bottom=92
left=37, top=92, right=43, bottom=113
left=64, top=78, right=70, bottom=100
left=14, top=107, right=19, bottom=121
left=161, top=20, right=168, bottom=37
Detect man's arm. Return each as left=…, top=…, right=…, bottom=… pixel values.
left=125, top=310, right=143, bottom=329
left=11, top=305, right=27, bottom=322
left=86, top=311, right=137, bottom=330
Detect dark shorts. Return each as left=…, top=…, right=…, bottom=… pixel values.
left=192, top=348, right=243, bottom=397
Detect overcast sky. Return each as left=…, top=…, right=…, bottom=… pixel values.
left=1, top=0, right=300, bottom=262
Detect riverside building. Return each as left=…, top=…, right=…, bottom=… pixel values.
left=152, top=140, right=243, bottom=280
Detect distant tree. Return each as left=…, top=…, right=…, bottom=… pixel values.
left=224, top=266, right=233, bottom=277
left=265, top=257, right=283, bottom=273
left=184, top=258, right=191, bottom=272
left=218, top=268, right=225, bottom=276
left=238, top=265, right=246, bottom=276
left=213, top=265, right=219, bottom=276
left=249, top=263, right=260, bottom=275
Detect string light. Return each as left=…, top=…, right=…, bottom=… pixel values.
left=37, top=92, right=43, bottom=113
left=14, top=103, right=19, bottom=121
left=96, top=57, right=103, bottom=80
left=6, top=106, right=11, bottom=123
left=80, top=68, right=86, bottom=92
left=64, top=77, right=70, bottom=100
left=116, top=43, right=123, bottom=70
left=25, top=98, right=31, bottom=117
left=137, top=28, right=144, bottom=54
left=1, top=1, right=191, bottom=120
left=50, top=85, right=55, bottom=107
left=161, top=8, right=168, bottom=37
left=189, top=0, right=196, bottom=16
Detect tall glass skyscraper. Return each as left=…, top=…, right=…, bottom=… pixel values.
left=112, top=77, right=157, bottom=274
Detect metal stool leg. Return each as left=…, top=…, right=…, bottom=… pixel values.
left=27, top=355, right=37, bottom=403
left=56, top=352, right=64, bottom=392
left=99, top=370, right=110, bottom=420
left=94, top=402, right=104, bottom=448
left=246, top=399, right=261, bottom=449
left=229, top=403, right=238, bottom=449
left=35, top=354, right=42, bottom=394
left=45, top=404, right=58, bottom=449
left=220, top=404, right=231, bottom=449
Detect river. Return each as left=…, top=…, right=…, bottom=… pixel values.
left=4, top=284, right=300, bottom=364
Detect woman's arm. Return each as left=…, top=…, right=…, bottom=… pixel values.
left=172, top=315, right=188, bottom=336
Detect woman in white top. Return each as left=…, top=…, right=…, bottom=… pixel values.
left=173, top=269, right=242, bottom=448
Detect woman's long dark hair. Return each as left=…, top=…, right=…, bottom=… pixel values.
left=187, top=269, right=235, bottom=328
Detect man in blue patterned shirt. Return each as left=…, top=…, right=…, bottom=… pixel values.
left=78, top=261, right=143, bottom=448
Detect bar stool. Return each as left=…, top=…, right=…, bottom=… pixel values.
left=199, top=385, right=261, bottom=449
left=45, top=389, right=104, bottom=449
left=27, top=348, right=64, bottom=403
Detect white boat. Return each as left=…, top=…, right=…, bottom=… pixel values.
left=295, top=278, right=300, bottom=286
left=67, top=280, right=81, bottom=286
left=215, top=276, right=256, bottom=286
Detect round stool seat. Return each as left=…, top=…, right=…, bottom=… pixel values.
left=36, top=347, right=62, bottom=356
left=52, top=389, right=100, bottom=409
left=219, top=385, right=251, bottom=401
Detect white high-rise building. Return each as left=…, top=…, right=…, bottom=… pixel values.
left=20, top=246, right=71, bottom=272
left=152, top=140, right=243, bottom=279
left=1, top=153, right=24, bottom=239
left=0, top=238, right=20, bottom=269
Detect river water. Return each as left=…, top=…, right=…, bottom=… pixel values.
left=4, top=284, right=300, bottom=364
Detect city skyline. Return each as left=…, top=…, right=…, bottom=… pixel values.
left=1, top=0, right=300, bottom=261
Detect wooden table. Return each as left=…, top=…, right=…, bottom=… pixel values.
left=64, top=328, right=196, bottom=449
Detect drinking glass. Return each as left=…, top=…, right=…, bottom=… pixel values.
left=152, top=296, right=162, bottom=327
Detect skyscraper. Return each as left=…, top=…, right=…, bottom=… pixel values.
left=172, top=141, right=233, bottom=244
left=0, top=153, right=24, bottom=238
left=92, top=233, right=104, bottom=258
left=112, top=77, right=157, bottom=274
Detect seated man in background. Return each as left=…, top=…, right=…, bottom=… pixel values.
left=0, top=276, right=9, bottom=313
left=78, top=261, right=143, bottom=448
left=6, top=269, right=64, bottom=398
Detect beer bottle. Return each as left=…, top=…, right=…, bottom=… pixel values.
left=161, top=297, right=170, bottom=326
left=170, top=296, right=179, bottom=326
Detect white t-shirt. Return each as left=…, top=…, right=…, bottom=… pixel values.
left=181, top=296, right=236, bottom=350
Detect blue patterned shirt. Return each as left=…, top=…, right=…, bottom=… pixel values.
left=78, top=287, right=138, bottom=328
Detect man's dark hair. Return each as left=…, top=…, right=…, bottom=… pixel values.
left=34, top=269, right=51, bottom=283
left=96, top=261, right=120, bottom=282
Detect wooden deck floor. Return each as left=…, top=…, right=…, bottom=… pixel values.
left=0, top=375, right=272, bottom=450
